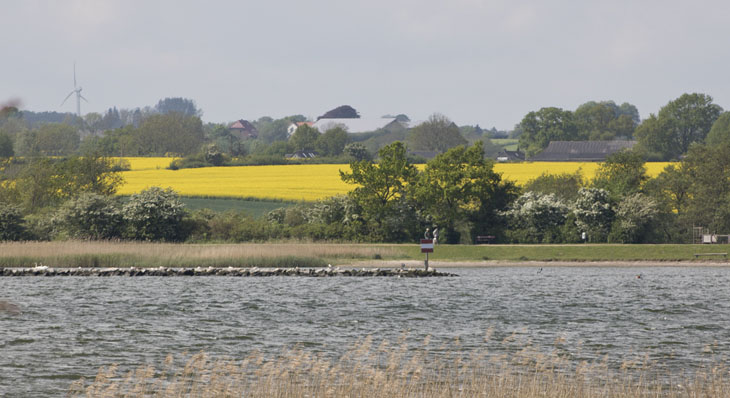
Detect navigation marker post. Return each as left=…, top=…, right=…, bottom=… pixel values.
left=420, top=239, right=434, bottom=270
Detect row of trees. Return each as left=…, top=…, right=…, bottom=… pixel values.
left=3, top=136, right=730, bottom=243
left=518, top=94, right=727, bottom=161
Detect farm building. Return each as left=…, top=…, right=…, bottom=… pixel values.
left=530, top=141, right=636, bottom=161
left=312, top=117, right=405, bottom=134
left=496, top=150, right=525, bottom=162
left=229, top=119, right=259, bottom=139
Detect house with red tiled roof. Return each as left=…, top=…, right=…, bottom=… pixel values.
left=230, top=119, right=258, bottom=139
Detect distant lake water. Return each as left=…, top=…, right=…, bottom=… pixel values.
left=2, top=267, right=730, bottom=397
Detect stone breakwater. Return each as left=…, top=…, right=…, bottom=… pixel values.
left=0, top=267, right=457, bottom=277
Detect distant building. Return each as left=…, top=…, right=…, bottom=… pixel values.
left=287, top=121, right=314, bottom=137
left=312, top=117, right=404, bottom=134
left=530, top=141, right=637, bottom=161
left=229, top=119, right=258, bottom=139
left=496, top=150, right=525, bottom=162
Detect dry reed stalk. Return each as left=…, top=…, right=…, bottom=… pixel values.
left=0, top=241, right=402, bottom=262
left=68, top=336, right=730, bottom=398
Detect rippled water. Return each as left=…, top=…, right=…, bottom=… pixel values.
left=2, top=267, right=730, bottom=397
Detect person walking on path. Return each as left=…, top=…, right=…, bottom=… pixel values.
left=432, top=227, right=439, bottom=245
left=424, top=228, right=432, bottom=239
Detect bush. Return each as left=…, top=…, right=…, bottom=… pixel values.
left=0, top=203, right=25, bottom=240
left=54, top=193, right=124, bottom=240
left=122, top=187, right=187, bottom=241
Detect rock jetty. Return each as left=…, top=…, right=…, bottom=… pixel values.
left=0, top=266, right=457, bottom=277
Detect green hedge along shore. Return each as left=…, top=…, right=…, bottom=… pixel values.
left=0, top=242, right=728, bottom=269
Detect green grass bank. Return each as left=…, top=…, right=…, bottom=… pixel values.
left=0, top=242, right=728, bottom=269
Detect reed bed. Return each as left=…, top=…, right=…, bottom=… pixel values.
left=0, top=241, right=403, bottom=268
left=68, top=335, right=730, bottom=398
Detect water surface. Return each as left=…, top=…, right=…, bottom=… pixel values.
left=2, top=267, right=729, bottom=396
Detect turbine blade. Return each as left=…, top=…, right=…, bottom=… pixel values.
left=73, top=63, right=77, bottom=87
left=60, top=91, right=74, bottom=106
left=80, top=94, right=89, bottom=103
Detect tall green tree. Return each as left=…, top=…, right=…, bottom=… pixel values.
left=706, top=112, right=730, bottom=147
left=154, top=97, right=202, bottom=117
left=315, top=127, right=350, bottom=156
left=407, top=114, right=467, bottom=153
left=340, top=142, right=419, bottom=241
left=134, top=113, right=204, bottom=156
left=289, top=124, right=320, bottom=152
left=679, top=142, right=730, bottom=233
left=591, top=150, right=648, bottom=200
left=0, top=131, right=13, bottom=158
left=414, top=141, right=516, bottom=243
left=635, top=93, right=722, bottom=160
left=518, top=107, right=578, bottom=158
left=574, top=101, right=638, bottom=140
left=15, top=123, right=80, bottom=156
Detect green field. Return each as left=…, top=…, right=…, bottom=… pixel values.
left=491, top=138, right=519, bottom=151
left=179, top=197, right=294, bottom=217
left=397, top=244, right=730, bottom=263
left=2, top=242, right=728, bottom=269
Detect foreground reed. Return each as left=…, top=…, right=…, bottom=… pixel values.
left=0, top=241, right=402, bottom=268
left=68, top=335, right=730, bottom=398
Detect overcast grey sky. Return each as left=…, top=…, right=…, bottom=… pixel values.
left=2, top=0, right=729, bottom=129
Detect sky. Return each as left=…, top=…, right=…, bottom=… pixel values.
left=2, top=0, right=730, bottom=130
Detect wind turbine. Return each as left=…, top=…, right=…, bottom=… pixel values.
left=60, top=63, right=88, bottom=117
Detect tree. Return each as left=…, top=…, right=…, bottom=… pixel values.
left=60, top=153, right=125, bottom=196
left=635, top=93, right=722, bottom=160
left=154, top=97, right=202, bottom=117
left=315, top=127, right=350, bottom=156
left=591, top=150, right=648, bottom=200
left=122, top=187, right=187, bottom=241
left=210, top=124, right=243, bottom=156
left=8, top=155, right=123, bottom=212
left=407, top=114, right=467, bottom=153
left=610, top=193, right=659, bottom=243
left=0, top=203, right=25, bottom=241
left=344, top=143, right=371, bottom=161
left=54, top=193, right=123, bottom=240
left=574, top=101, right=639, bottom=140
left=503, top=192, right=570, bottom=243
left=572, top=188, right=614, bottom=242
left=318, top=105, right=359, bottom=120
left=0, top=131, right=12, bottom=158
left=134, top=113, right=205, bottom=155
left=15, top=123, right=80, bottom=156
left=706, top=112, right=730, bottom=147
left=518, top=107, right=578, bottom=158
left=289, top=124, right=320, bottom=152
left=255, top=117, right=296, bottom=143
left=414, top=141, right=515, bottom=243
left=523, top=171, right=584, bottom=202
left=678, top=142, right=730, bottom=233
left=340, top=142, right=419, bottom=241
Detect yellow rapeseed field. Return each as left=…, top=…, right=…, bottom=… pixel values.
left=117, top=161, right=674, bottom=201
left=116, top=157, right=178, bottom=171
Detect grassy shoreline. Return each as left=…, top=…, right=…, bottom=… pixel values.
left=0, top=241, right=728, bottom=268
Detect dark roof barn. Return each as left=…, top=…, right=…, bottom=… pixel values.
left=530, top=141, right=636, bottom=161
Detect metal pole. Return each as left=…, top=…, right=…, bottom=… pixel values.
left=425, top=252, right=429, bottom=270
